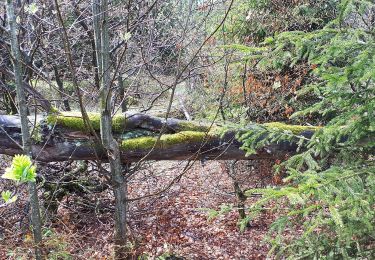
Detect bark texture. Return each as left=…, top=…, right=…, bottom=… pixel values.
left=6, top=1, right=43, bottom=259
left=94, top=0, right=128, bottom=258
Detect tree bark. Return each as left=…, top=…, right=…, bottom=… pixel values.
left=6, top=1, right=43, bottom=259
left=94, top=1, right=128, bottom=258
left=227, top=161, right=247, bottom=220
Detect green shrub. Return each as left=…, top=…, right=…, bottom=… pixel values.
left=237, top=0, right=375, bottom=258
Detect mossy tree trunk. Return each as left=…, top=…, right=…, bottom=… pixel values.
left=94, top=1, right=128, bottom=258
left=6, top=1, right=43, bottom=259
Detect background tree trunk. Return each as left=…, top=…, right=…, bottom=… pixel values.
left=118, top=75, right=127, bottom=113
left=53, top=66, right=71, bottom=111
left=6, top=1, right=43, bottom=259
left=94, top=0, right=128, bottom=258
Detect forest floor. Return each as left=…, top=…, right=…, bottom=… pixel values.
left=0, top=157, right=281, bottom=259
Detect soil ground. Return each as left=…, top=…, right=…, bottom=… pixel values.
left=0, top=157, right=278, bottom=259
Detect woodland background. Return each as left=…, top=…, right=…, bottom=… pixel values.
left=0, top=0, right=374, bottom=259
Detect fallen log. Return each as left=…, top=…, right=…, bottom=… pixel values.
left=0, top=112, right=318, bottom=162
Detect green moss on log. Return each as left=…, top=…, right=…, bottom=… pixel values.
left=120, top=131, right=209, bottom=150
left=178, top=121, right=210, bottom=132
left=121, top=136, right=157, bottom=150
left=31, top=123, right=42, bottom=142
left=47, top=112, right=126, bottom=132
left=112, top=114, right=127, bottom=132
left=262, top=122, right=320, bottom=134
left=162, top=131, right=207, bottom=145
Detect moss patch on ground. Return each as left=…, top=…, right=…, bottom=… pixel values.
left=120, top=131, right=210, bottom=150
left=262, top=122, right=320, bottom=134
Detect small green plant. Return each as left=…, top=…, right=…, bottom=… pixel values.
left=1, top=190, right=17, bottom=204
left=1, top=155, right=37, bottom=206
left=2, top=155, right=37, bottom=183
